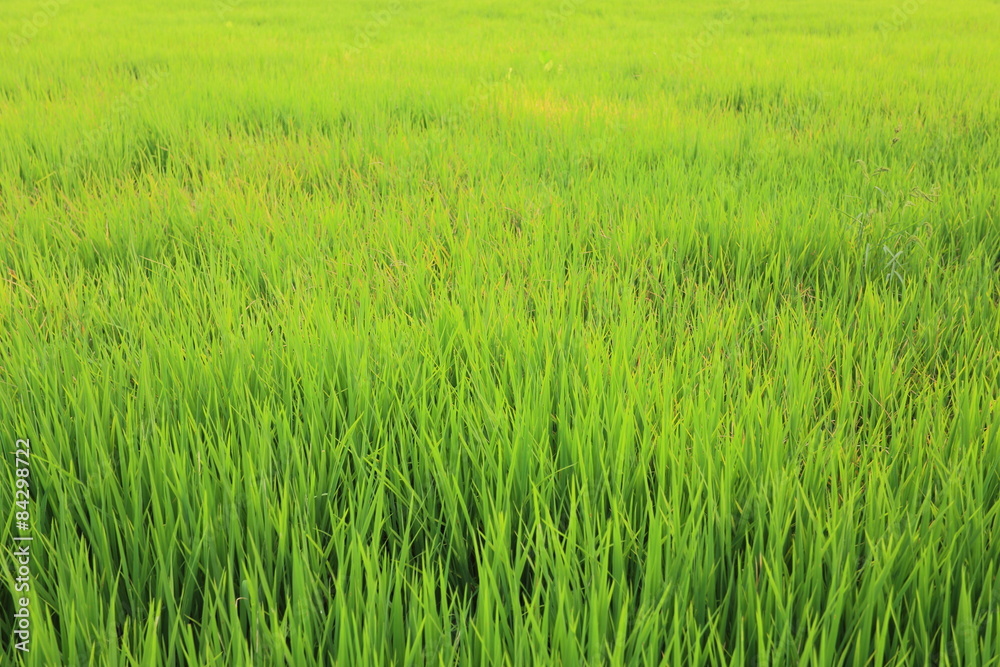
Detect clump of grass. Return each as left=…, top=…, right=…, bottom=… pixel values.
left=842, top=141, right=939, bottom=287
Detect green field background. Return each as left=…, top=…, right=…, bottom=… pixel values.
left=1, top=0, right=999, bottom=664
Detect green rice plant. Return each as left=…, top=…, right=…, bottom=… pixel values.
left=842, top=150, right=939, bottom=287
left=0, top=0, right=998, bottom=665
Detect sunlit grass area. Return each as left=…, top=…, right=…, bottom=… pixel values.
left=2, top=0, right=999, bottom=664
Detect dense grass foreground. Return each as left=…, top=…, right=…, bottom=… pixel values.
left=2, top=0, right=1000, bottom=664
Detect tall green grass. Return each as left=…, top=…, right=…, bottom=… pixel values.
left=2, top=0, right=999, bottom=664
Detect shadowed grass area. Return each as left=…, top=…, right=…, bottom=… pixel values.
left=1, top=0, right=999, bottom=664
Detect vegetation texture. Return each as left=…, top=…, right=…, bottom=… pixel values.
left=2, top=0, right=999, bottom=664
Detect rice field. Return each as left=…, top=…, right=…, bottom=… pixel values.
left=2, top=0, right=999, bottom=664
